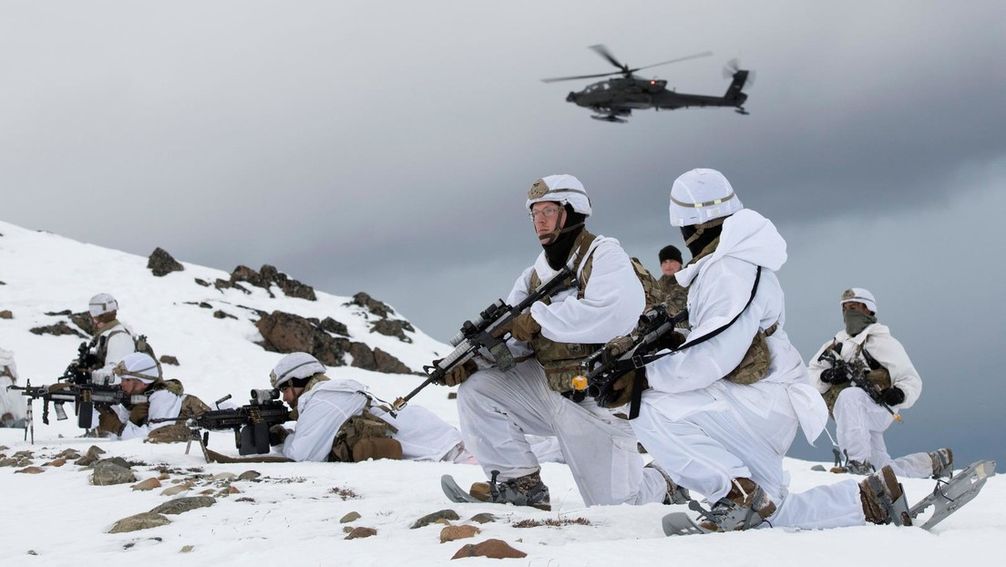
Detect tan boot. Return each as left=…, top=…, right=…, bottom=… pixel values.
left=698, top=478, right=776, bottom=532
left=859, top=465, right=912, bottom=526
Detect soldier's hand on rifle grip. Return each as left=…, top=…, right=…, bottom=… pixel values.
left=820, top=368, right=848, bottom=384
left=443, top=360, right=478, bottom=387
left=654, top=330, right=686, bottom=352
left=128, top=403, right=149, bottom=426
left=866, top=368, right=892, bottom=390
left=269, top=424, right=291, bottom=446
left=880, top=386, right=905, bottom=406
left=510, top=313, right=541, bottom=342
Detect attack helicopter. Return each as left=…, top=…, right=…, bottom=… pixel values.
left=542, top=45, right=753, bottom=123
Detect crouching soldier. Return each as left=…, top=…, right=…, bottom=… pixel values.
left=96, top=352, right=210, bottom=442
left=268, top=352, right=472, bottom=463
left=808, top=288, right=952, bottom=478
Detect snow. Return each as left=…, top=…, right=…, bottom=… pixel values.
left=0, top=219, right=1001, bottom=565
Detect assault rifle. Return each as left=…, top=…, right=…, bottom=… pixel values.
left=392, top=265, right=575, bottom=410
left=6, top=343, right=144, bottom=442
left=151, top=389, right=291, bottom=459
left=573, top=303, right=690, bottom=410
left=817, top=349, right=902, bottom=422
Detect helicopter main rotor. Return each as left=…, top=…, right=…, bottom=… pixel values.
left=541, top=45, right=713, bottom=83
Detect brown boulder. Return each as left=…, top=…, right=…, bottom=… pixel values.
left=440, top=524, right=480, bottom=543
left=411, top=509, right=460, bottom=529
left=230, top=264, right=317, bottom=301
left=29, top=321, right=86, bottom=338
left=348, top=292, right=393, bottom=318
left=340, top=511, right=362, bottom=523
left=0, top=310, right=12, bottom=319
left=148, top=247, right=184, bottom=277
left=132, top=478, right=162, bottom=491
left=15, top=466, right=45, bottom=474
left=451, top=539, right=527, bottom=560
left=160, top=355, right=180, bottom=366
left=370, top=319, right=415, bottom=343
left=344, top=527, right=377, bottom=540
left=108, top=513, right=171, bottom=534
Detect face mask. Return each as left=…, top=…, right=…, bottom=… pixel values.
left=843, top=310, right=877, bottom=336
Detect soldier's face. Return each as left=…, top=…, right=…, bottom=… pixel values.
left=281, top=385, right=304, bottom=408
left=531, top=201, right=565, bottom=245
left=660, top=259, right=682, bottom=276
left=842, top=302, right=871, bottom=316
left=121, top=378, right=147, bottom=395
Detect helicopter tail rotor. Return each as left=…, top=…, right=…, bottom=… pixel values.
left=723, top=59, right=756, bottom=87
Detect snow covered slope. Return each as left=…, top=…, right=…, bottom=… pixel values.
left=1, top=220, right=1001, bottom=566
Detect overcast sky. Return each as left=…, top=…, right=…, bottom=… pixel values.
left=3, top=1, right=1004, bottom=465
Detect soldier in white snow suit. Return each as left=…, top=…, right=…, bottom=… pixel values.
left=96, top=352, right=209, bottom=441
left=445, top=175, right=675, bottom=509
left=83, top=293, right=141, bottom=385
left=809, top=288, right=952, bottom=478
left=0, top=348, right=27, bottom=428
left=621, top=168, right=913, bottom=531
left=268, top=352, right=472, bottom=463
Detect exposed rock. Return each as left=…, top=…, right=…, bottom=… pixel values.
left=56, top=448, right=81, bottom=460
left=340, top=511, right=361, bottom=523
left=451, top=539, right=527, bottom=560
left=161, top=481, right=194, bottom=496
left=12, top=450, right=33, bottom=459
left=132, top=478, right=162, bottom=491
left=373, top=348, right=413, bottom=374
left=370, top=319, right=415, bottom=343
left=319, top=317, right=349, bottom=337
left=213, top=310, right=237, bottom=320
left=108, top=513, right=171, bottom=534
left=217, top=485, right=241, bottom=496
left=0, top=310, right=12, bottom=319
left=199, top=489, right=215, bottom=496
left=237, top=470, right=261, bottom=481
left=159, top=355, right=180, bottom=366
left=468, top=513, right=497, bottom=524
left=194, top=278, right=211, bottom=287
left=69, top=312, right=96, bottom=336
left=348, top=292, right=393, bottom=318
left=229, top=264, right=317, bottom=301
left=147, top=247, right=184, bottom=277
left=150, top=496, right=216, bottom=515
left=344, top=527, right=377, bottom=540
left=440, top=524, right=480, bottom=543
left=180, top=545, right=195, bottom=553
left=411, top=509, right=460, bottom=529
left=448, top=392, right=458, bottom=400
left=43, top=309, right=72, bottom=316
left=29, top=321, right=86, bottom=338
left=74, top=445, right=105, bottom=466
left=214, top=278, right=251, bottom=295
left=235, top=497, right=255, bottom=503
left=15, top=466, right=45, bottom=474
left=43, top=458, right=66, bottom=467
left=96, top=456, right=132, bottom=469
left=211, top=472, right=237, bottom=481
left=91, top=460, right=136, bottom=485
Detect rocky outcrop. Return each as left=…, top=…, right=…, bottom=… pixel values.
left=451, top=539, right=527, bottom=560
left=108, top=513, right=171, bottom=534
left=0, top=310, right=11, bottom=319
left=347, top=292, right=415, bottom=344
left=147, top=247, right=184, bottom=277
left=228, top=264, right=317, bottom=301
left=348, top=292, right=392, bottom=318
left=30, top=321, right=86, bottom=338
left=160, top=355, right=180, bottom=366
left=411, top=509, right=460, bottom=529
left=255, top=310, right=413, bottom=373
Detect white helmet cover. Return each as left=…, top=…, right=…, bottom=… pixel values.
left=841, top=287, right=877, bottom=314
left=525, top=174, right=592, bottom=217
left=668, top=168, right=744, bottom=227
left=113, top=352, right=161, bottom=384
left=270, top=352, right=326, bottom=389
left=89, top=293, right=119, bottom=317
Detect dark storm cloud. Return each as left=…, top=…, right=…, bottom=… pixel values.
left=2, top=1, right=1005, bottom=462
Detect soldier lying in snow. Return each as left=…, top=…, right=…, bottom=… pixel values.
left=267, top=352, right=473, bottom=463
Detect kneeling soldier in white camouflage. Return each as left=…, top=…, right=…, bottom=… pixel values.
left=268, top=352, right=472, bottom=463
left=97, top=352, right=210, bottom=442
left=625, top=169, right=914, bottom=532
left=446, top=175, right=675, bottom=510
left=808, top=288, right=952, bottom=478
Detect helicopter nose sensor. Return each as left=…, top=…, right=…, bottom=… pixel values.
left=566, top=92, right=577, bottom=102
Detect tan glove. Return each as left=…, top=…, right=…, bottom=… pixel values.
left=128, top=403, right=149, bottom=425
left=510, top=313, right=541, bottom=342
left=601, top=369, right=650, bottom=409
left=442, top=360, right=478, bottom=387
left=866, top=368, right=892, bottom=390
left=97, top=407, right=124, bottom=436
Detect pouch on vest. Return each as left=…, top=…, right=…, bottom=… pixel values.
left=329, top=408, right=401, bottom=462
left=723, top=322, right=778, bottom=385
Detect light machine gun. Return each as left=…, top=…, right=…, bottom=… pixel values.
left=151, top=389, right=292, bottom=459
left=572, top=303, right=689, bottom=409
left=392, top=265, right=575, bottom=411
left=817, top=348, right=902, bottom=422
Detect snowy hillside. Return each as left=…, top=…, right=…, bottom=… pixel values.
left=1, top=220, right=1002, bottom=566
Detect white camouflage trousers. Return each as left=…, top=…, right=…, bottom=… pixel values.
left=633, top=384, right=867, bottom=529
left=833, top=388, right=934, bottom=478
left=457, top=360, right=667, bottom=506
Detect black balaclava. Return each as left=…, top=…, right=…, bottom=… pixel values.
left=680, top=219, right=725, bottom=258
left=543, top=205, right=586, bottom=270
